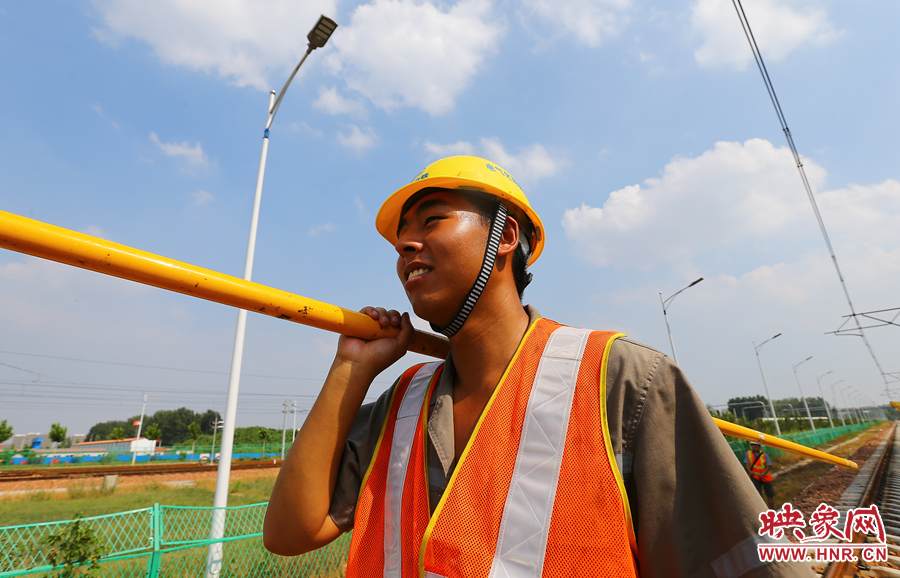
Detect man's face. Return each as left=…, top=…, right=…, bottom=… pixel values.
left=395, top=190, right=490, bottom=327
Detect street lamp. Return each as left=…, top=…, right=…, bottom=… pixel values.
left=829, top=379, right=845, bottom=423
left=791, top=356, right=816, bottom=431
left=840, top=385, right=856, bottom=424
left=659, top=277, right=703, bottom=365
left=815, top=370, right=835, bottom=428
left=206, top=15, right=337, bottom=578
left=753, top=333, right=782, bottom=434
left=851, top=390, right=866, bottom=423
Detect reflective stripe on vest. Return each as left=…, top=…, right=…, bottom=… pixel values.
left=488, top=326, right=591, bottom=578
left=385, top=362, right=441, bottom=578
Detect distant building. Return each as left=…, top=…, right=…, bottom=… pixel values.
left=11, top=433, right=48, bottom=450
left=71, top=437, right=157, bottom=454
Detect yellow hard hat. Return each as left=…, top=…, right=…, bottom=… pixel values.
left=376, top=156, right=545, bottom=266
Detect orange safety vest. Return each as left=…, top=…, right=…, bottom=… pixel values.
left=746, top=450, right=773, bottom=482
left=346, top=318, right=639, bottom=578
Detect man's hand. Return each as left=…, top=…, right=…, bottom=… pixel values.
left=334, top=307, right=414, bottom=379
left=263, top=306, right=414, bottom=556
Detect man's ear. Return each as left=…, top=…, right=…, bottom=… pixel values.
left=497, top=216, right=520, bottom=258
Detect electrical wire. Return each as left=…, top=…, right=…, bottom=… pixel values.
left=731, top=0, right=892, bottom=392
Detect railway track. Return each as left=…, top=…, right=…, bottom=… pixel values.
left=816, top=422, right=900, bottom=577
left=0, top=459, right=282, bottom=482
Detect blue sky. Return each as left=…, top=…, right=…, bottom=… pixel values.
left=1, top=0, right=898, bottom=437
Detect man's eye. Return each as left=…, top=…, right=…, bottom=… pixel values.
left=425, top=216, right=442, bottom=225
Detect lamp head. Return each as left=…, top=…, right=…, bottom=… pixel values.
left=308, top=15, right=338, bottom=50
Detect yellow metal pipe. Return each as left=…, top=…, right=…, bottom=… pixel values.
left=0, top=210, right=861, bottom=469
left=0, top=210, right=450, bottom=359
left=714, top=417, right=858, bottom=469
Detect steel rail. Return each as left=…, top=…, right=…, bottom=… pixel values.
left=821, top=422, right=896, bottom=578
left=0, top=459, right=282, bottom=482
left=0, top=210, right=862, bottom=470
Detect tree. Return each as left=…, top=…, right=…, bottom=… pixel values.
left=0, top=420, right=12, bottom=445
left=109, top=427, right=125, bottom=441
left=258, top=429, right=270, bottom=457
left=727, top=395, right=770, bottom=420
left=49, top=423, right=68, bottom=448
left=200, top=410, right=222, bottom=436
left=87, top=418, right=138, bottom=442
left=188, top=422, right=201, bottom=454
left=144, top=424, right=162, bottom=444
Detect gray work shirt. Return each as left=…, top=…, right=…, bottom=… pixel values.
left=327, top=307, right=811, bottom=578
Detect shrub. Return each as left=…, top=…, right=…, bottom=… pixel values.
left=40, top=514, right=106, bottom=577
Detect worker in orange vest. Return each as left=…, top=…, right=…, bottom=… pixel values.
left=264, top=156, right=810, bottom=577
left=746, top=441, right=776, bottom=509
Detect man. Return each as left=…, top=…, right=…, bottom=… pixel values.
left=264, top=156, right=810, bottom=577
left=746, top=441, right=776, bottom=509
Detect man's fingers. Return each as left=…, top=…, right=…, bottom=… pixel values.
left=396, top=312, right=415, bottom=348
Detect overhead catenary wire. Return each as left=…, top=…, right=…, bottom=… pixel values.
left=731, top=0, right=892, bottom=392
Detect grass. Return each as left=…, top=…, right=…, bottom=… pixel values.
left=0, top=473, right=278, bottom=527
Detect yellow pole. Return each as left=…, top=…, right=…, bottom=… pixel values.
left=0, top=210, right=449, bottom=359
left=0, top=209, right=860, bottom=469
left=714, top=417, right=858, bottom=469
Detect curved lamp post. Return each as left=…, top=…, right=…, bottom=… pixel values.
left=659, top=278, right=703, bottom=365
left=815, top=370, right=835, bottom=428
left=829, top=379, right=845, bottom=423
left=206, top=15, right=338, bottom=578
left=791, top=356, right=816, bottom=431
left=840, top=385, right=856, bottom=424
left=753, top=333, right=781, bottom=434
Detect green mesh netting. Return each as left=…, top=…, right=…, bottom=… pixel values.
left=0, top=503, right=350, bottom=577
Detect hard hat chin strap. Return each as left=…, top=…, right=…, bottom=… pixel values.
left=430, top=203, right=508, bottom=338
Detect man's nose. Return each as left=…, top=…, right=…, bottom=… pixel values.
left=395, top=234, right=423, bottom=255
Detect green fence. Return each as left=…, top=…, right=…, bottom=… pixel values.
left=727, top=421, right=876, bottom=462
left=0, top=503, right=349, bottom=577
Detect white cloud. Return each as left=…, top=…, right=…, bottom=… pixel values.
left=562, top=138, right=830, bottom=268
left=424, top=140, right=476, bottom=157
left=337, top=125, right=378, bottom=153
left=192, top=190, right=215, bottom=206
left=692, top=0, right=839, bottom=69
left=326, top=0, right=503, bottom=115
left=424, top=137, right=566, bottom=187
left=288, top=121, right=324, bottom=138
left=90, top=0, right=338, bottom=90
left=90, top=103, right=121, bottom=130
left=520, top=0, right=630, bottom=48
left=149, top=132, right=210, bottom=168
left=354, top=195, right=367, bottom=219
left=313, top=86, right=368, bottom=117
left=82, top=225, right=109, bottom=239
left=308, top=223, right=337, bottom=237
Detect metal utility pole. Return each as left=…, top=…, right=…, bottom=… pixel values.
left=829, top=379, right=845, bottom=423
left=753, top=333, right=782, bottom=435
left=814, top=371, right=835, bottom=428
left=205, top=16, right=337, bottom=578
left=840, top=386, right=856, bottom=424
left=659, top=278, right=703, bottom=365
left=281, top=399, right=290, bottom=460
left=791, top=356, right=816, bottom=431
left=131, top=393, right=147, bottom=466
left=210, top=417, right=223, bottom=461
left=291, top=400, right=297, bottom=444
